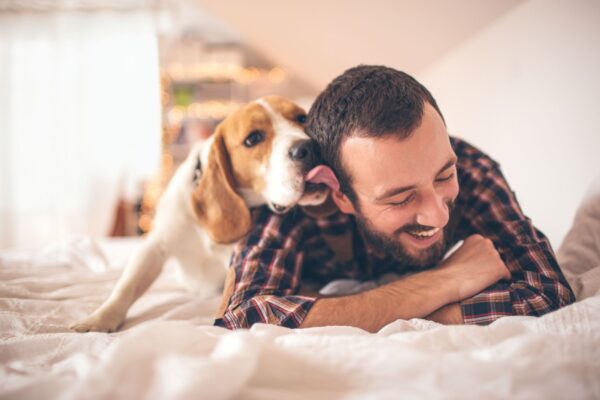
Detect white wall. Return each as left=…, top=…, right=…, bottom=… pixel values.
left=418, top=0, right=600, bottom=248
left=195, top=0, right=522, bottom=89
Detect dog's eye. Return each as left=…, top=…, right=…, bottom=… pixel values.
left=295, top=114, right=307, bottom=124
left=244, top=130, right=265, bottom=148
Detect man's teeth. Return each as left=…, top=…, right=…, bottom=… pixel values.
left=408, top=228, right=440, bottom=238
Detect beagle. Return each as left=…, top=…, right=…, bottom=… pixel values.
left=70, top=96, right=330, bottom=333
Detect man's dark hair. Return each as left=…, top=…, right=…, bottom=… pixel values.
left=306, top=65, right=445, bottom=204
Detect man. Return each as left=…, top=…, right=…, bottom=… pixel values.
left=214, top=65, right=575, bottom=332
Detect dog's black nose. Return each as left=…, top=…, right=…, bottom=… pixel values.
left=289, top=140, right=316, bottom=164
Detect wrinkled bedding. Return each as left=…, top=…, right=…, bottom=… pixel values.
left=1, top=177, right=600, bottom=399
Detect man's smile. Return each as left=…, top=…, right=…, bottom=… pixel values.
left=402, top=228, right=443, bottom=249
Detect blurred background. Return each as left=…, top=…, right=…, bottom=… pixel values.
left=0, top=0, right=598, bottom=250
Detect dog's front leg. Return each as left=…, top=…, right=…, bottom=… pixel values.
left=70, top=235, right=167, bottom=333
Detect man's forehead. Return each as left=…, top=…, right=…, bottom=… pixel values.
left=340, top=110, right=453, bottom=194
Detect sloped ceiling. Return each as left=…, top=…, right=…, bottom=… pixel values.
left=194, top=0, right=523, bottom=92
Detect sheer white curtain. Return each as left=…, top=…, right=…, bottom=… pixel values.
left=0, top=6, right=161, bottom=248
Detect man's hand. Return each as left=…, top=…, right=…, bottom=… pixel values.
left=423, top=235, right=512, bottom=325
left=437, top=234, right=511, bottom=302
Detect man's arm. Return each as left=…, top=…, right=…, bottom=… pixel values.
left=424, top=303, right=463, bottom=324
left=448, top=140, right=576, bottom=324
left=214, top=207, right=319, bottom=329
left=302, top=234, right=510, bottom=332
left=300, top=268, right=455, bottom=332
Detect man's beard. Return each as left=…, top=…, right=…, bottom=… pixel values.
left=355, top=200, right=455, bottom=269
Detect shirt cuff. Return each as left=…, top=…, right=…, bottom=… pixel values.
left=460, top=287, right=513, bottom=325
left=214, top=294, right=317, bottom=329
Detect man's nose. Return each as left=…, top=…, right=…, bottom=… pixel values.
left=289, top=139, right=318, bottom=168
left=415, top=188, right=449, bottom=228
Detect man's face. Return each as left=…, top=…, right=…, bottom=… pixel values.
left=338, top=103, right=459, bottom=268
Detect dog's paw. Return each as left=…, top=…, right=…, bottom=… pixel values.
left=69, top=309, right=124, bottom=333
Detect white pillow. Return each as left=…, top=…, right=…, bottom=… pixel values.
left=557, top=173, right=600, bottom=299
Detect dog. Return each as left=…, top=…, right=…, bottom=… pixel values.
left=70, top=96, right=330, bottom=333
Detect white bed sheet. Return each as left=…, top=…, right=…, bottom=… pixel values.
left=1, top=177, right=600, bottom=399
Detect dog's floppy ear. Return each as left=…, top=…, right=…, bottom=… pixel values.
left=191, top=131, right=251, bottom=244
left=301, top=192, right=339, bottom=219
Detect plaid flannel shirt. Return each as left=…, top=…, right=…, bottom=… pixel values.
left=214, top=137, right=575, bottom=329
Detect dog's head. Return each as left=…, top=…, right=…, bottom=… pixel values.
left=192, top=96, right=330, bottom=244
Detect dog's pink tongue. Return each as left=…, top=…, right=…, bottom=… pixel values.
left=305, top=165, right=340, bottom=191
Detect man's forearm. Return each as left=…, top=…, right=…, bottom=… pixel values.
left=300, top=268, right=457, bottom=332
left=424, top=303, right=464, bottom=324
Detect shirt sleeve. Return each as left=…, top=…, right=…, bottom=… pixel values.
left=456, top=155, right=576, bottom=325
left=214, top=207, right=317, bottom=329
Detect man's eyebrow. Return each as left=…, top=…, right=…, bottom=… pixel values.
left=435, top=156, right=457, bottom=176
left=374, top=156, right=457, bottom=202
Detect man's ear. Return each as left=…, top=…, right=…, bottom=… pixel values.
left=191, top=129, right=251, bottom=244
left=303, top=164, right=357, bottom=216
left=331, top=190, right=357, bottom=215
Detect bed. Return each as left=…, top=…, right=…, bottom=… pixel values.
left=2, top=177, right=600, bottom=399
